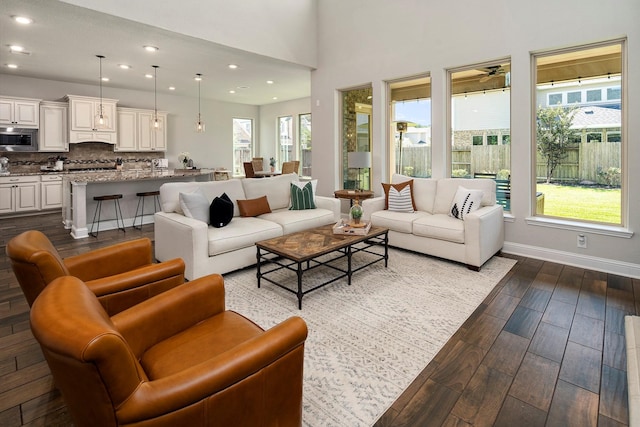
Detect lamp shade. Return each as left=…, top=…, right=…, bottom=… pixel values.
left=347, top=151, right=371, bottom=169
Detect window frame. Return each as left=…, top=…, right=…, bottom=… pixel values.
left=232, top=117, right=254, bottom=176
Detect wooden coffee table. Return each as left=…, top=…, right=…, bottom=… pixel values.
left=256, top=224, right=388, bottom=309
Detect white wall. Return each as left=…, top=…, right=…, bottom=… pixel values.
left=0, top=74, right=258, bottom=171
left=258, top=97, right=311, bottom=164
left=61, top=0, right=318, bottom=68
left=312, top=0, right=640, bottom=276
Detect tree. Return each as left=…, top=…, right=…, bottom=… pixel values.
left=536, top=105, right=578, bottom=183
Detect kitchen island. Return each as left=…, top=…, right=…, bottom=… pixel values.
left=63, top=169, right=213, bottom=239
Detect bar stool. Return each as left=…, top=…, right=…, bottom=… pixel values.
left=133, top=191, right=161, bottom=230
left=90, top=194, right=125, bottom=237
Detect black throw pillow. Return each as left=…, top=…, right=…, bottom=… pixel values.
left=209, top=193, right=233, bottom=228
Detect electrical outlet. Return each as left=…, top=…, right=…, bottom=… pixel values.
left=577, top=234, right=587, bottom=248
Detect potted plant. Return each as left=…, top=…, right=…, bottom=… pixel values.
left=269, top=157, right=276, bottom=172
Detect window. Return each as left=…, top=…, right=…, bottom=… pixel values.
left=534, top=41, right=623, bottom=225
left=607, top=87, right=621, bottom=100
left=587, top=89, right=602, bottom=102
left=389, top=76, right=431, bottom=179
left=298, top=113, right=312, bottom=178
left=233, top=118, right=253, bottom=176
left=342, top=86, right=372, bottom=190
left=278, top=116, right=293, bottom=164
left=449, top=60, right=511, bottom=201
left=548, top=93, right=562, bottom=105
left=567, top=91, right=582, bottom=104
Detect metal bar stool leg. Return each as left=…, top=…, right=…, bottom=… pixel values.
left=133, top=196, right=144, bottom=230
left=89, top=199, right=102, bottom=237
left=114, top=198, right=126, bottom=233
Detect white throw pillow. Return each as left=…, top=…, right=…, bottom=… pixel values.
left=179, top=187, right=209, bottom=223
left=388, top=185, right=414, bottom=212
left=450, top=186, right=483, bottom=220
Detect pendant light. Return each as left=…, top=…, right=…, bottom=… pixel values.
left=151, top=65, right=162, bottom=131
left=95, top=55, right=109, bottom=129
left=194, top=73, right=205, bottom=133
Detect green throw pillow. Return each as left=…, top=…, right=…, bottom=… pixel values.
left=290, top=181, right=316, bottom=210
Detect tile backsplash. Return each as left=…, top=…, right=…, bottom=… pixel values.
left=1, top=143, right=164, bottom=174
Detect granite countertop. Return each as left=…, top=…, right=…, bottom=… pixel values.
left=59, top=169, right=214, bottom=183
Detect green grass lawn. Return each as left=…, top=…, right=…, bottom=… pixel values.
left=536, top=183, right=621, bottom=224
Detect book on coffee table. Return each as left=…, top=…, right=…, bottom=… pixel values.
left=332, top=220, right=372, bottom=235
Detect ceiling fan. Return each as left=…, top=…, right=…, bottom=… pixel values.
left=478, top=66, right=507, bottom=83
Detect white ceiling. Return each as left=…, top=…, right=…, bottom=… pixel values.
left=0, top=0, right=312, bottom=105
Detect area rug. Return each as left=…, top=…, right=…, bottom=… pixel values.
left=223, top=247, right=516, bottom=427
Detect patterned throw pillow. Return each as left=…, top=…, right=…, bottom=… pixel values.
left=450, top=186, right=484, bottom=220
left=290, top=181, right=316, bottom=210
left=237, top=195, right=272, bottom=217
left=388, top=185, right=414, bottom=212
left=382, top=180, right=417, bottom=211
left=179, top=188, right=209, bottom=223
left=209, top=192, right=233, bottom=228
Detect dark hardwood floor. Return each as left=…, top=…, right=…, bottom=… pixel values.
left=1, top=212, right=637, bottom=426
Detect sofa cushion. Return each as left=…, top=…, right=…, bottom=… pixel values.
left=370, top=210, right=427, bottom=234
left=242, top=173, right=298, bottom=211
left=433, top=178, right=497, bottom=214
left=207, top=217, right=282, bottom=256
left=413, top=213, right=465, bottom=244
left=450, top=186, right=484, bottom=220
left=238, top=196, right=272, bottom=217
left=209, top=193, right=233, bottom=228
left=382, top=180, right=417, bottom=211
left=160, top=180, right=246, bottom=217
left=388, top=185, right=414, bottom=212
left=260, top=208, right=336, bottom=235
left=393, top=174, right=437, bottom=214
left=289, top=181, right=316, bottom=210
left=179, top=188, right=209, bottom=223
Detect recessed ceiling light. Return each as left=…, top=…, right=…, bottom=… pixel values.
left=229, top=90, right=236, bottom=94
left=9, top=45, right=24, bottom=52
left=144, top=73, right=153, bottom=79
left=266, top=80, right=274, bottom=84
left=272, top=97, right=278, bottom=100
left=143, top=45, right=159, bottom=52
left=119, top=64, right=131, bottom=69
left=101, top=77, right=109, bottom=82
left=228, top=64, right=238, bottom=69
left=168, top=86, right=176, bottom=90
left=13, top=16, right=33, bottom=25
left=194, top=75, right=202, bottom=81
left=7, top=64, right=18, bottom=69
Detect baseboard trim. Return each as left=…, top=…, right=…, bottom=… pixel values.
left=502, top=241, right=640, bottom=279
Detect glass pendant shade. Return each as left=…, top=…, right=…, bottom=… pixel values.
left=95, top=55, right=109, bottom=129
left=194, top=73, right=205, bottom=133
left=151, top=65, right=163, bottom=132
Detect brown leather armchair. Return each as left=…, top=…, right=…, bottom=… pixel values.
left=7, top=230, right=185, bottom=315
left=30, top=273, right=308, bottom=427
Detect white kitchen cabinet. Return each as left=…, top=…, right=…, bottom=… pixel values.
left=0, top=175, right=40, bottom=214
left=116, top=108, right=167, bottom=152
left=39, top=102, right=68, bottom=152
left=0, top=97, right=40, bottom=127
left=40, top=174, right=63, bottom=209
left=65, top=95, right=117, bottom=144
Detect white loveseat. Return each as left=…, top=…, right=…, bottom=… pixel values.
left=154, top=173, right=340, bottom=280
left=361, top=174, right=504, bottom=270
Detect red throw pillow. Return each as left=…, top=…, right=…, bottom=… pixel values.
left=237, top=195, right=272, bottom=217
left=381, top=180, right=417, bottom=211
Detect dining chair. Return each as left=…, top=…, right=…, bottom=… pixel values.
left=251, top=157, right=264, bottom=173
left=243, top=162, right=256, bottom=178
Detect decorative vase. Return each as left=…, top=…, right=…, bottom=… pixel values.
left=350, top=200, right=363, bottom=224
left=271, top=166, right=275, bottom=172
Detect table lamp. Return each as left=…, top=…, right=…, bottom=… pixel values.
left=347, top=151, right=371, bottom=191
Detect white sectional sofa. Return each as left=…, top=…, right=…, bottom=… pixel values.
left=154, top=173, right=340, bottom=280
left=361, top=174, right=504, bottom=270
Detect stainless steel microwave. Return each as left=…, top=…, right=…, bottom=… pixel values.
left=0, top=128, right=38, bottom=151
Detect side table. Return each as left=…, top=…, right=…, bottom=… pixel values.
left=334, top=189, right=374, bottom=206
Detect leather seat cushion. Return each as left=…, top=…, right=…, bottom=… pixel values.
left=260, top=208, right=336, bottom=235
left=370, top=210, right=428, bottom=234
left=141, top=311, right=264, bottom=379
left=412, top=213, right=465, bottom=243
left=208, top=217, right=282, bottom=256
